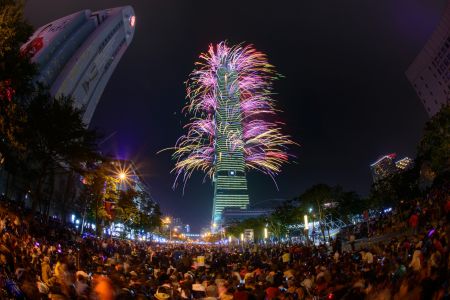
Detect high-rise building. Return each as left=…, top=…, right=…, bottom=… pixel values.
left=395, top=157, right=414, bottom=171
left=370, top=154, right=415, bottom=182
left=211, top=66, right=250, bottom=224
left=370, top=153, right=398, bottom=182
left=406, top=2, right=450, bottom=116
left=174, top=43, right=293, bottom=226
left=21, top=6, right=135, bottom=125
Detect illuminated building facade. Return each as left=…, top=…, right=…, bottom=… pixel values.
left=371, top=154, right=415, bottom=182
left=406, top=2, right=450, bottom=116
left=395, top=157, right=414, bottom=171
left=211, top=66, right=249, bottom=224
left=370, top=154, right=398, bottom=182
left=21, top=6, right=135, bottom=125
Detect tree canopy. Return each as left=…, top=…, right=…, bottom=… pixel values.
left=417, top=105, right=449, bottom=179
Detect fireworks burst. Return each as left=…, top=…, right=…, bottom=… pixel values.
left=171, top=42, right=296, bottom=187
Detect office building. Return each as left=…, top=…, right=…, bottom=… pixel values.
left=406, top=1, right=450, bottom=116
left=21, top=6, right=135, bottom=125
left=370, top=153, right=398, bottom=182
left=211, top=66, right=250, bottom=224
left=395, top=157, right=414, bottom=171
left=371, top=154, right=415, bottom=182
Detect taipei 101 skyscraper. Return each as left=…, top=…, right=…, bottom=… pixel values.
left=211, top=66, right=249, bottom=224
left=172, top=42, right=295, bottom=225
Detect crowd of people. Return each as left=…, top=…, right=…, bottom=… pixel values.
left=0, top=189, right=448, bottom=300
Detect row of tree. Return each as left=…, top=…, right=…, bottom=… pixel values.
left=228, top=104, right=450, bottom=240
left=227, top=183, right=365, bottom=240
left=0, top=1, right=162, bottom=236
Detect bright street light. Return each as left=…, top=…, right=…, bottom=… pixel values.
left=304, top=215, right=309, bottom=230
left=118, top=172, right=127, bottom=180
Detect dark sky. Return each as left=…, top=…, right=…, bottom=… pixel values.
left=25, top=0, right=447, bottom=232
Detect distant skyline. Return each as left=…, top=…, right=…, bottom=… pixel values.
left=25, top=0, right=448, bottom=231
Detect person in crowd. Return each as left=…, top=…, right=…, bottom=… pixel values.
left=0, top=185, right=447, bottom=299
left=41, top=256, right=52, bottom=285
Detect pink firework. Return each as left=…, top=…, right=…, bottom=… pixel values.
left=171, top=42, right=296, bottom=187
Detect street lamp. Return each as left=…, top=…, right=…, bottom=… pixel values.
left=115, top=165, right=130, bottom=183
left=118, top=172, right=127, bottom=181
left=172, top=227, right=178, bottom=239
left=304, top=215, right=309, bottom=230
left=304, top=214, right=309, bottom=244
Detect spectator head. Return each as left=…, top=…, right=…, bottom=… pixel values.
left=206, top=284, right=218, bottom=298
left=192, top=283, right=206, bottom=299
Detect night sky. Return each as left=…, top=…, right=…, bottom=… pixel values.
left=25, top=0, right=447, bottom=232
